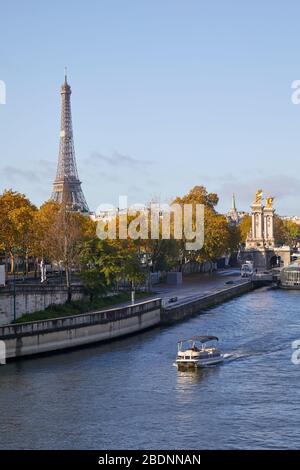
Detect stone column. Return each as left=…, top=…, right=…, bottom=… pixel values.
left=251, top=203, right=264, bottom=246
left=263, top=205, right=275, bottom=248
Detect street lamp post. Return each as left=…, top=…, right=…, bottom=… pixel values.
left=12, top=248, right=17, bottom=322
left=13, top=262, right=16, bottom=321
left=148, top=258, right=153, bottom=292
left=131, top=281, right=135, bottom=304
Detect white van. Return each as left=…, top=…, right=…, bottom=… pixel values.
left=241, top=261, right=254, bottom=278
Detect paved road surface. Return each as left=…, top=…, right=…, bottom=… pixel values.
left=153, top=268, right=246, bottom=307
left=103, top=268, right=245, bottom=311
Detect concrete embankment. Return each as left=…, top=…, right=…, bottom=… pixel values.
left=0, top=284, right=84, bottom=326
left=0, top=281, right=254, bottom=360
left=0, top=299, right=161, bottom=360
left=161, top=281, right=253, bottom=324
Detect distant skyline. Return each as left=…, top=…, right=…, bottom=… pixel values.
left=1, top=1, right=300, bottom=214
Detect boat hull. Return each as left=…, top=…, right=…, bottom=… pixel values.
left=280, top=284, right=300, bottom=290
left=175, top=355, right=224, bottom=368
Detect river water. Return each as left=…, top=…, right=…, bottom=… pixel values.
left=1, top=287, right=300, bottom=450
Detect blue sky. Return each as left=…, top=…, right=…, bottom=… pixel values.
left=1, top=0, right=300, bottom=214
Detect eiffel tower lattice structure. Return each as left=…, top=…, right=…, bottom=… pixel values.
left=51, top=73, right=89, bottom=213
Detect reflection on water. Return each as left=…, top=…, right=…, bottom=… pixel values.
left=176, top=366, right=219, bottom=387
left=1, top=288, right=300, bottom=449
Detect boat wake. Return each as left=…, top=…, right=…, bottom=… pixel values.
left=223, top=342, right=288, bottom=363
left=174, top=331, right=292, bottom=369
left=222, top=351, right=252, bottom=362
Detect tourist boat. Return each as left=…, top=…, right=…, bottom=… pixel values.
left=279, top=261, right=300, bottom=289
left=175, top=336, right=224, bottom=369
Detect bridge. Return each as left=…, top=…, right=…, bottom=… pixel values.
left=252, top=270, right=280, bottom=286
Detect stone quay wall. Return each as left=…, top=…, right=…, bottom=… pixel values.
left=0, top=285, right=84, bottom=326
left=0, top=282, right=255, bottom=361
left=0, top=298, right=162, bottom=359
left=161, top=281, right=253, bottom=323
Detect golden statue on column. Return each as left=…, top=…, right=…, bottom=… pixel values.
left=254, top=189, right=263, bottom=205
left=265, top=197, right=274, bottom=209
left=242, top=190, right=290, bottom=269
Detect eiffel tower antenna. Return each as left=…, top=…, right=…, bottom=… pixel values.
left=51, top=73, right=89, bottom=213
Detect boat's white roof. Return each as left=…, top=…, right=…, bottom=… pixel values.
left=178, top=335, right=219, bottom=343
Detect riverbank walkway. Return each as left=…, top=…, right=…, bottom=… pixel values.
left=108, top=268, right=246, bottom=311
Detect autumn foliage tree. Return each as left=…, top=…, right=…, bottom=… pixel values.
left=0, top=189, right=37, bottom=275
left=173, top=186, right=232, bottom=270
left=42, top=204, right=95, bottom=300
left=239, top=215, right=252, bottom=244
left=0, top=184, right=245, bottom=292
left=274, top=216, right=300, bottom=249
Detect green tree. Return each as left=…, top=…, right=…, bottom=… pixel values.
left=228, top=223, right=241, bottom=254
left=79, top=238, right=145, bottom=299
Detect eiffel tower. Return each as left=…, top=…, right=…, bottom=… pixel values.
left=51, top=72, right=89, bottom=213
